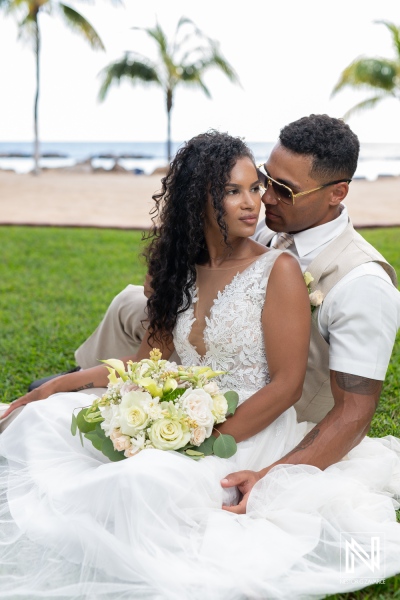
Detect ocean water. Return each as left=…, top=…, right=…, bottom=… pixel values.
left=0, top=141, right=400, bottom=180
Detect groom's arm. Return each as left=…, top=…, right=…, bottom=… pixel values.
left=271, top=371, right=380, bottom=468
left=221, top=370, right=381, bottom=514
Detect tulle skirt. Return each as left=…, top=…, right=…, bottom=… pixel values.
left=1, top=392, right=400, bottom=599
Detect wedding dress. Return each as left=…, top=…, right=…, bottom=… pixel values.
left=1, top=251, right=400, bottom=600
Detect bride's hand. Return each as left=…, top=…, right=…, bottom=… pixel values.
left=0, top=386, right=49, bottom=420
left=220, top=470, right=261, bottom=514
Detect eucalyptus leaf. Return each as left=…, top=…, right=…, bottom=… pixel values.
left=78, top=428, right=84, bottom=447
left=213, top=434, right=237, bottom=458
left=71, top=413, right=77, bottom=436
left=224, top=391, right=239, bottom=416
left=84, top=430, right=104, bottom=452
left=95, top=422, right=107, bottom=440
left=76, top=408, right=96, bottom=434
left=101, top=437, right=125, bottom=462
left=196, top=435, right=216, bottom=456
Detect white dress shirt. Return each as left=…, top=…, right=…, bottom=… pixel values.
left=264, top=206, right=400, bottom=380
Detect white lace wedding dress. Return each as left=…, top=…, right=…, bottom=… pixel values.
left=1, top=251, right=400, bottom=600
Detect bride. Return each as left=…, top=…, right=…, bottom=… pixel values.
left=1, top=131, right=399, bottom=600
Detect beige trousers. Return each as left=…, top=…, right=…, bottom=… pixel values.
left=75, top=285, right=148, bottom=369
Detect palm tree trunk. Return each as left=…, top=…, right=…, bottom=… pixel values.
left=33, top=14, right=40, bottom=176
left=166, top=88, right=173, bottom=162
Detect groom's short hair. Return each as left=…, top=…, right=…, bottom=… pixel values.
left=279, top=114, right=359, bottom=181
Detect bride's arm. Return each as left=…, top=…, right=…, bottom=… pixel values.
left=0, top=326, right=175, bottom=420
left=215, top=252, right=310, bottom=441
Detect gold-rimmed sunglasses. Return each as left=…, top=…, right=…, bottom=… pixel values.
left=257, top=164, right=351, bottom=206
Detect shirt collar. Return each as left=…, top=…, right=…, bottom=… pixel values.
left=292, top=204, right=349, bottom=257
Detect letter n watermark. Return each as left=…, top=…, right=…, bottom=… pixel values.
left=340, top=532, right=385, bottom=584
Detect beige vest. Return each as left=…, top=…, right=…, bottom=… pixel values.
left=294, top=220, right=398, bottom=423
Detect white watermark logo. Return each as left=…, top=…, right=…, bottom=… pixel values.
left=340, top=532, right=385, bottom=584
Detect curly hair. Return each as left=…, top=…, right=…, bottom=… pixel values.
left=279, top=114, right=360, bottom=180
left=143, top=130, right=254, bottom=345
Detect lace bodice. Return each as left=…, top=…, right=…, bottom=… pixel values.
left=173, top=251, right=282, bottom=404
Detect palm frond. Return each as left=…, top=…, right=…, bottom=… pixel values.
left=342, top=94, right=391, bottom=120
left=98, top=55, right=160, bottom=100
left=375, top=20, right=400, bottom=57
left=332, top=57, right=397, bottom=96
left=180, top=69, right=211, bottom=97
left=58, top=3, right=105, bottom=50
left=16, top=12, right=37, bottom=45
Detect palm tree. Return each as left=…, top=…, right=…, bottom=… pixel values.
left=0, top=1, right=118, bottom=175
left=98, top=17, right=240, bottom=162
left=332, top=20, right=400, bottom=119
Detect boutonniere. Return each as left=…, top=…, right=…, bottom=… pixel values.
left=303, top=272, right=324, bottom=312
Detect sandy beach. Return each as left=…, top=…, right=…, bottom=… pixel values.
left=0, top=170, right=399, bottom=229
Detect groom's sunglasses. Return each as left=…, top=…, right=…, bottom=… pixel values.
left=256, top=164, right=351, bottom=206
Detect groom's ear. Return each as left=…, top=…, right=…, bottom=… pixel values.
left=328, top=182, right=350, bottom=207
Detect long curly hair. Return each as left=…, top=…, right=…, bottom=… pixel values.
left=143, top=130, right=254, bottom=345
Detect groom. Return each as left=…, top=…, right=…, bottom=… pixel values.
left=2, top=116, right=400, bottom=514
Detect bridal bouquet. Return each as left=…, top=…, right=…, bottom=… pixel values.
left=71, top=349, right=239, bottom=462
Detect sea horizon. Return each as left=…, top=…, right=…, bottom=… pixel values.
left=1, top=140, right=400, bottom=180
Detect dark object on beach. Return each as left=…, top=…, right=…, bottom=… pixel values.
left=132, top=168, right=144, bottom=175
left=92, top=153, right=153, bottom=159
left=0, top=152, right=68, bottom=158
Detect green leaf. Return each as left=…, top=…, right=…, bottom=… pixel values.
left=213, top=434, right=237, bottom=458
left=95, top=422, right=107, bottom=440
left=196, top=435, right=216, bottom=456
left=101, top=437, right=126, bottom=462
left=78, top=428, right=84, bottom=447
left=224, top=391, right=239, bottom=416
left=76, top=408, right=96, bottom=433
left=71, top=413, right=77, bottom=436
left=84, top=430, right=104, bottom=452
left=162, top=387, right=186, bottom=402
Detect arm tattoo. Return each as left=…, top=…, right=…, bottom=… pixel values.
left=70, top=382, right=95, bottom=392
left=285, top=428, right=320, bottom=458
left=335, top=372, right=381, bottom=395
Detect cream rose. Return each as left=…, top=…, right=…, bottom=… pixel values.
left=309, top=290, right=324, bottom=307
left=190, top=426, right=207, bottom=446
left=119, top=391, right=151, bottom=437
left=203, top=381, right=219, bottom=395
left=110, top=432, right=132, bottom=452
left=148, top=418, right=190, bottom=451
left=180, top=389, right=214, bottom=436
left=211, top=394, right=228, bottom=424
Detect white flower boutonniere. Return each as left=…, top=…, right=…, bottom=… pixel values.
left=303, top=272, right=324, bottom=312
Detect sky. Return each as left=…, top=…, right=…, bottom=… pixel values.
left=0, top=0, right=399, bottom=144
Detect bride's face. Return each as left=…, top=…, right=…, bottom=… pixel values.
left=205, top=157, right=262, bottom=240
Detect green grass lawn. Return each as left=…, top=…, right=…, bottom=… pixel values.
left=0, top=225, right=399, bottom=599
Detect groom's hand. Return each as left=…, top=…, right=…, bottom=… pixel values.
left=221, top=470, right=262, bottom=514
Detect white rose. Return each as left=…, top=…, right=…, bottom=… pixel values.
left=212, top=394, right=228, bottom=424
left=148, top=418, right=190, bottom=451
left=119, top=391, right=151, bottom=437
left=309, top=290, right=324, bottom=307
left=203, top=381, right=219, bottom=395
left=190, top=426, right=207, bottom=446
left=180, top=388, right=215, bottom=436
